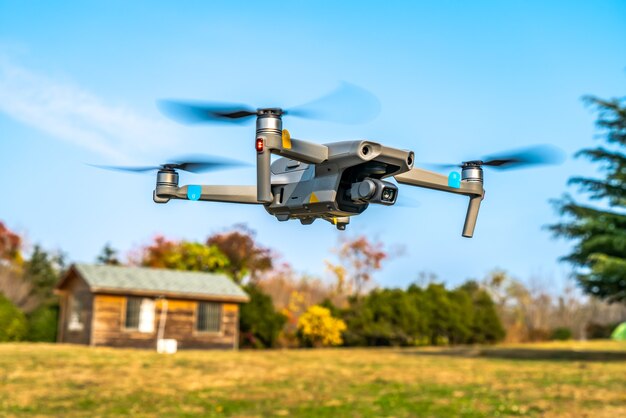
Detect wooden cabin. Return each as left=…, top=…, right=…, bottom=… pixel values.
left=55, top=264, right=249, bottom=350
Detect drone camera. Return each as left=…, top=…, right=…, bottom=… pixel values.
left=381, top=187, right=396, bottom=202
left=350, top=178, right=398, bottom=206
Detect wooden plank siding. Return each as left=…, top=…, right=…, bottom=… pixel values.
left=91, top=295, right=239, bottom=349
left=55, top=266, right=245, bottom=350
left=56, top=272, right=93, bottom=345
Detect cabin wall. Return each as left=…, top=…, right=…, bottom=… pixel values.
left=58, top=273, right=93, bottom=345
left=91, top=294, right=239, bottom=349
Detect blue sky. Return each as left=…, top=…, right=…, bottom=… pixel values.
left=1, top=1, right=625, bottom=290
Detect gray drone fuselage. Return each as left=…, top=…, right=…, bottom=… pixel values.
left=265, top=140, right=413, bottom=229
left=153, top=110, right=485, bottom=237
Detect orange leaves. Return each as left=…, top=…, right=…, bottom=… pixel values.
left=0, top=222, right=22, bottom=265
left=138, top=235, right=229, bottom=273
left=329, top=235, right=388, bottom=296
left=207, top=225, right=273, bottom=283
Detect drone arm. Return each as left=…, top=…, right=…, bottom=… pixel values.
left=394, top=168, right=476, bottom=195
left=394, top=168, right=484, bottom=238
left=155, top=185, right=261, bottom=205
left=255, top=134, right=329, bottom=204
left=271, top=137, right=328, bottom=164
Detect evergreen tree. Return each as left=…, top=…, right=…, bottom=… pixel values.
left=239, top=284, right=286, bottom=348
left=23, top=245, right=65, bottom=304
left=549, top=96, right=626, bottom=302
left=460, top=281, right=505, bottom=343
left=96, top=243, right=121, bottom=265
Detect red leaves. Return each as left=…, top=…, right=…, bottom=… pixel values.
left=0, top=222, right=22, bottom=264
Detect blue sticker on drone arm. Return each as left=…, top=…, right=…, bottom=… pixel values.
left=448, top=172, right=461, bottom=188
left=187, top=185, right=202, bottom=201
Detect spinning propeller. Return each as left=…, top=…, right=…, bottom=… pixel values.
left=92, top=155, right=246, bottom=173
left=158, top=82, right=381, bottom=125
left=430, top=144, right=565, bottom=171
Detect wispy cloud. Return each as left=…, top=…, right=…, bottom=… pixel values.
left=0, top=56, right=178, bottom=162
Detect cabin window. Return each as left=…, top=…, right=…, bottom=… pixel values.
left=196, top=302, right=222, bottom=333
left=68, top=295, right=83, bottom=331
left=125, top=297, right=155, bottom=333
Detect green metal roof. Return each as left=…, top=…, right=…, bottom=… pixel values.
left=69, top=264, right=248, bottom=301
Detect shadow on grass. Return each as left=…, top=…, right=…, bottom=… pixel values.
left=403, top=347, right=626, bottom=362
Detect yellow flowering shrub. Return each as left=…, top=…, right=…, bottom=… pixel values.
left=297, top=305, right=346, bottom=347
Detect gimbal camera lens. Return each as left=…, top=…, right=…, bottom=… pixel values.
left=382, top=188, right=395, bottom=202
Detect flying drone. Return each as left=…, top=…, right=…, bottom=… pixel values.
left=97, top=83, right=563, bottom=237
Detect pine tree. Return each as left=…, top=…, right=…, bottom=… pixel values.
left=549, top=95, right=626, bottom=302
left=96, top=243, right=121, bottom=266
left=23, top=245, right=65, bottom=303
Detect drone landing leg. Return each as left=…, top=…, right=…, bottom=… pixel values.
left=394, top=168, right=484, bottom=238
left=463, top=195, right=482, bottom=238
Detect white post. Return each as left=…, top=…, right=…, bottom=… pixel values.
left=156, top=298, right=168, bottom=352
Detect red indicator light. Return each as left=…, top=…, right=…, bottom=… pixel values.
left=255, top=138, right=264, bottom=152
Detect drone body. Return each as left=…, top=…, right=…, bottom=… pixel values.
left=99, top=84, right=562, bottom=238
left=151, top=109, right=485, bottom=236
left=257, top=139, right=410, bottom=229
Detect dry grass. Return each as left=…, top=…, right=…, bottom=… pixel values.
left=1, top=341, right=625, bottom=417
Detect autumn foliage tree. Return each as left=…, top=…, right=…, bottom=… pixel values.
left=135, top=230, right=284, bottom=348
left=0, top=222, right=63, bottom=342
left=0, top=222, right=35, bottom=311
left=139, top=236, right=229, bottom=273
left=0, top=222, right=22, bottom=264
left=207, top=225, right=273, bottom=284
left=327, top=235, right=387, bottom=297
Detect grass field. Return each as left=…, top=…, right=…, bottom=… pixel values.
left=1, top=341, right=625, bottom=417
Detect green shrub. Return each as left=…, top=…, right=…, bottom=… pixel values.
left=551, top=327, right=573, bottom=341
left=0, top=294, right=28, bottom=342
left=239, top=285, right=287, bottom=348
left=26, top=303, right=59, bottom=342
left=342, top=282, right=505, bottom=347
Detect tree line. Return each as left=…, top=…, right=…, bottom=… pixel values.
left=1, top=91, right=625, bottom=346
left=2, top=221, right=623, bottom=348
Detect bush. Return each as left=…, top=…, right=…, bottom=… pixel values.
left=343, top=288, right=426, bottom=346
left=459, top=282, right=505, bottom=344
left=586, top=322, right=619, bottom=339
left=0, top=294, right=27, bottom=342
left=551, top=327, right=573, bottom=341
left=297, top=305, right=346, bottom=347
left=342, top=282, right=505, bottom=347
left=26, top=303, right=59, bottom=342
left=239, top=285, right=287, bottom=348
